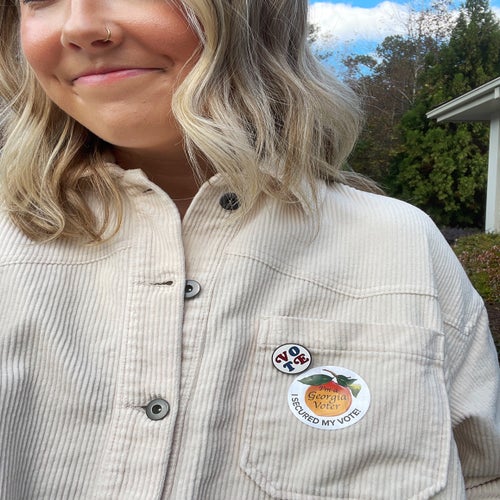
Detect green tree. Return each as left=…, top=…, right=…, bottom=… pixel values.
left=343, top=1, right=451, bottom=182
left=389, top=0, right=500, bottom=227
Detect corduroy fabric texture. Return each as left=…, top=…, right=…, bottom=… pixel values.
left=0, top=167, right=499, bottom=499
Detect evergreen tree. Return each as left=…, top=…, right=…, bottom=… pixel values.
left=344, top=35, right=440, bottom=181
left=343, top=1, right=450, bottom=182
left=389, top=0, right=500, bottom=227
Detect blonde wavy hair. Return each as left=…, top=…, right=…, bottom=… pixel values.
left=0, top=0, right=370, bottom=242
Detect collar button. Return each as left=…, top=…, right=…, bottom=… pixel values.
left=219, top=192, right=240, bottom=211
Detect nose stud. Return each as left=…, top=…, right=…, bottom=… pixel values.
left=102, top=26, right=111, bottom=43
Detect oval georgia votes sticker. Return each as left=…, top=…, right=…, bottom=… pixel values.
left=287, top=366, right=371, bottom=430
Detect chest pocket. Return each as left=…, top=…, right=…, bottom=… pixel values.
left=240, top=317, right=450, bottom=500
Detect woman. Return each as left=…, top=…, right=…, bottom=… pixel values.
left=0, top=0, right=498, bottom=498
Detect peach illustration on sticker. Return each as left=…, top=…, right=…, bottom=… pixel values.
left=288, top=366, right=370, bottom=430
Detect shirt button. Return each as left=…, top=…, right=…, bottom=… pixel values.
left=219, top=192, right=240, bottom=211
left=145, top=399, right=170, bottom=421
left=184, top=280, right=201, bottom=299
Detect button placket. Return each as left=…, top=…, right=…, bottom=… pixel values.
left=163, top=183, right=246, bottom=497
left=97, top=172, right=185, bottom=496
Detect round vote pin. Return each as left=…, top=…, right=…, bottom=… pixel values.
left=272, top=344, right=312, bottom=374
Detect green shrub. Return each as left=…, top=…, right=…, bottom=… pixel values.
left=453, top=232, right=500, bottom=358
left=453, top=232, right=500, bottom=304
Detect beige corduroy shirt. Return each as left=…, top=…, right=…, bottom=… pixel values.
left=0, top=167, right=499, bottom=500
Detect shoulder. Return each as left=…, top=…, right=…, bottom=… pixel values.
left=321, top=182, right=438, bottom=242
left=237, top=181, right=483, bottom=329
left=313, top=182, right=446, bottom=290
left=0, top=205, right=130, bottom=266
left=322, top=182, right=485, bottom=330
left=235, top=182, right=446, bottom=294
left=0, top=206, right=34, bottom=264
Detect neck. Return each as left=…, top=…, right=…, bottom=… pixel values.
left=112, top=146, right=204, bottom=215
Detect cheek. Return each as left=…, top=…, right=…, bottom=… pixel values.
left=145, top=9, right=201, bottom=67
left=20, top=18, right=60, bottom=81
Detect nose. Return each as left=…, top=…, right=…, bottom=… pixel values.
left=60, top=0, right=121, bottom=51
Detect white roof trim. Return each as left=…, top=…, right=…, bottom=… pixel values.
left=427, top=77, right=500, bottom=122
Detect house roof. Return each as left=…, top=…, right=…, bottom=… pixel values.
left=427, top=77, right=500, bottom=122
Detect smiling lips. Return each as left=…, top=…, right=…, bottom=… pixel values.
left=72, top=68, right=161, bottom=85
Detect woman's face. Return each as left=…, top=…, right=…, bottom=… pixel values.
left=19, top=0, right=200, bottom=156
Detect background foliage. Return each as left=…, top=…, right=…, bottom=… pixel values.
left=312, top=0, right=500, bottom=228
left=453, top=233, right=500, bottom=355
left=453, top=232, right=500, bottom=303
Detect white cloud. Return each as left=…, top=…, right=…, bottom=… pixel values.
left=308, top=2, right=409, bottom=45
left=309, top=2, right=500, bottom=46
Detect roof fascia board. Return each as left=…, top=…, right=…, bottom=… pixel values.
left=427, top=77, right=500, bottom=121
